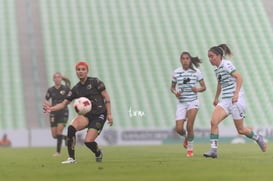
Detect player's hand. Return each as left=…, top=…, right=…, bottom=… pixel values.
left=107, top=114, right=113, bottom=126
left=43, top=102, right=51, bottom=113
left=213, top=98, right=219, bottom=106
left=175, top=91, right=182, bottom=98
left=232, top=94, right=238, bottom=103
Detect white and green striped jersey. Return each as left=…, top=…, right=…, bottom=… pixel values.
left=215, top=59, right=243, bottom=99
left=172, top=67, right=203, bottom=103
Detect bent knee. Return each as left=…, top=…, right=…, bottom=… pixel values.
left=175, top=127, right=185, bottom=135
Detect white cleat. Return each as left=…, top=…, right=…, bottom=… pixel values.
left=256, top=134, right=266, bottom=152
left=203, top=150, right=218, bottom=158
left=61, top=157, right=76, bottom=164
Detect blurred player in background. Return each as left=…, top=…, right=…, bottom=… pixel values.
left=203, top=44, right=266, bottom=158
left=0, top=133, right=11, bottom=147
left=45, top=72, right=71, bottom=156
left=171, top=52, right=206, bottom=157
left=43, top=61, right=113, bottom=164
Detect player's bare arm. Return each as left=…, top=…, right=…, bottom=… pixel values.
left=213, top=83, right=221, bottom=106
left=192, top=79, right=206, bottom=93
left=170, top=82, right=182, bottom=98
left=231, top=71, right=243, bottom=103
left=62, top=75, right=71, bottom=88
left=43, top=99, right=70, bottom=113
left=101, top=90, right=113, bottom=126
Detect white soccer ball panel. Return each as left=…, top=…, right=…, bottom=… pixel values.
left=73, top=97, right=92, bottom=115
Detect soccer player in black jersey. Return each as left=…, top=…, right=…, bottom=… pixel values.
left=43, top=61, right=113, bottom=163
left=45, top=72, right=71, bottom=156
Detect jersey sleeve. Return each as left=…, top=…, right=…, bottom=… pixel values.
left=45, top=89, right=51, bottom=100
left=196, top=69, right=204, bottom=82
left=171, top=71, right=177, bottom=83
left=65, top=88, right=76, bottom=102
left=96, top=78, right=106, bottom=92
left=224, top=61, right=236, bottom=74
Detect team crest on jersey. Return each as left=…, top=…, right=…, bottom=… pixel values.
left=87, top=84, right=92, bottom=90
left=60, top=90, right=65, bottom=95
left=183, top=77, right=191, bottom=84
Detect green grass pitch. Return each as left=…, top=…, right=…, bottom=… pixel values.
left=0, top=143, right=272, bottom=181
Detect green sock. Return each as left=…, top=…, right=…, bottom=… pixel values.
left=187, top=136, right=194, bottom=142
left=210, top=134, right=219, bottom=150
left=210, top=134, right=219, bottom=139
left=246, top=131, right=258, bottom=141
left=187, top=136, right=194, bottom=151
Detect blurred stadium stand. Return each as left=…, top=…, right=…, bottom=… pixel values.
left=1, top=0, right=273, bottom=132
left=0, top=0, right=26, bottom=129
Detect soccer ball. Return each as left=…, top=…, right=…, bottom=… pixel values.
left=73, top=97, right=92, bottom=115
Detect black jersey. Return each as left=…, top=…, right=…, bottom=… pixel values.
left=66, top=77, right=106, bottom=115
left=45, top=85, right=70, bottom=114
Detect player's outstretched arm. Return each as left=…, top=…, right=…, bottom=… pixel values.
left=43, top=99, right=70, bottom=113
left=101, top=90, right=113, bottom=126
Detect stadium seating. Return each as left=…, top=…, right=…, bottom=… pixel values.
left=38, top=0, right=273, bottom=129
left=1, top=0, right=273, bottom=130
left=0, top=0, right=26, bottom=129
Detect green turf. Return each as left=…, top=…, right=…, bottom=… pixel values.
left=0, top=143, right=272, bottom=181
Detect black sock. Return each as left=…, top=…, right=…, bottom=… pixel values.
left=85, top=142, right=100, bottom=157
left=67, top=125, right=76, bottom=159
left=56, top=134, right=63, bottom=153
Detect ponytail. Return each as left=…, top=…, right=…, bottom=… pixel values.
left=209, top=44, right=232, bottom=58
left=218, top=44, right=232, bottom=58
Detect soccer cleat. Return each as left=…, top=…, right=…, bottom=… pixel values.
left=186, top=150, right=194, bottom=157
left=183, top=137, right=188, bottom=149
left=61, top=157, right=76, bottom=164
left=256, top=135, right=266, bottom=152
left=96, top=150, right=103, bottom=163
left=203, top=150, right=218, bottom=158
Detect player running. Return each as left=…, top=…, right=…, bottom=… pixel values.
left=45, top=72, right=71, bottom=156
left=203, top=44, right=266, bottom=158
left=171, top=51, right=206, bottom=157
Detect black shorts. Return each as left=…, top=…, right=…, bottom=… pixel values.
left=85, top=112, right=107, bottom=134
left=49, top=110, right=69, bottom=127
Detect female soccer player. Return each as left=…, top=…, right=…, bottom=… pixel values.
left=45, top=72, right=71, bottom=156
left=43, top=61, right=113, bottom=163
left=203, top=44, right=266, bottom=158
left=171, top=52, right=206, bottom=157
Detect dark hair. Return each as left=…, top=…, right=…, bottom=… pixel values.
left=180, top=51, right=202, bottom=70
left=209, top=44, right=232, bottom=58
